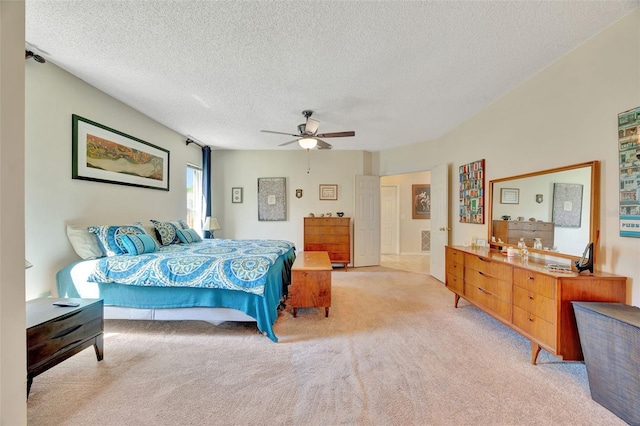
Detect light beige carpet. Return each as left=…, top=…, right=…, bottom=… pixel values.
left=27, top=268, right=624, bottom=425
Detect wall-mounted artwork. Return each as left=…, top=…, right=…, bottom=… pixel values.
left=72, top=114, right=169, bottom=191
left=618, top=106, right=640, bottom=237
left=552, top=183, right=583, bottom=227
left=412, top=184, right=430, bottom=219
left=258, top=177, right=286, bottom=221
left=232, top=187, right=243, bottom=203
left=319, top=184, right=338, bottom=200
left=459, top=159, right=485, bottom=224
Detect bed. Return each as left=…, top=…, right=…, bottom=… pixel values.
left=57, top=233, right=296, bottom=342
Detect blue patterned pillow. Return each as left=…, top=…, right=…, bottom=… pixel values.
left=88, top=225, right=145, bottom=256
left=151, top=220, right=186, bottom=245
left=176, top=228, right=202, bottom=244
left=119, top=233, right=159, bottom=255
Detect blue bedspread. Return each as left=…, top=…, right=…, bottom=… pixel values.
left=88, top=239, right=295, bottom=295
left=57, top=239, right=296, bottom=342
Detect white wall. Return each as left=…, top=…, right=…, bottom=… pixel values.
left=379, top=10, right=640, bottom=305
left=211, top=149, right=367, bottom=253
left=25, top=62, right=201, bottom=299
left=380, top=171, right=431, bottom=254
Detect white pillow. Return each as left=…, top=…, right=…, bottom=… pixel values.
left=66, top=225, right=104, bottom=259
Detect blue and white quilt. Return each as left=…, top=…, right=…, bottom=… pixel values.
left=88, top=239, right=295, bottom=296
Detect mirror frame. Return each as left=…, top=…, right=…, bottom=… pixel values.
left=487, top=160, right=600, bottom=261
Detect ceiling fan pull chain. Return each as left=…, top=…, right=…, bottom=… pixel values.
left=307, top=149, right=311, bottom=174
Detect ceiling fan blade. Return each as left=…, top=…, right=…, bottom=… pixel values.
left=278, top=139, right=299, bottom=147
left=305, top=118, right=320, bottom=135
left=316, top=139, right=332, bottom=150
left=261, top=130, right=301, bottom=137
left=315, top=131, right=355, bottom=138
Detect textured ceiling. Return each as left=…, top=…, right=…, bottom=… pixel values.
left=26, top=1, right=639, bottom=151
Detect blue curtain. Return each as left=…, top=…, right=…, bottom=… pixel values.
left=202, top=146, right=212, bottom=238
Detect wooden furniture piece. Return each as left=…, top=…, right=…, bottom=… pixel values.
left=288, top=251, right=332, bottom=317
left=445, top=246, right=626, bottom=365
left=27, top=298, right=104, bottom=397
left=304, top=217, right=350, bottom=269
left=492, top=220, right=554, bottom=248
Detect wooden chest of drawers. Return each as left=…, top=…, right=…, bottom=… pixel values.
left=26, top=298, right=104, bottom=396
left=304, top=217, right=350, bottom=269
left=492, top=220, right=554, bottom=248
left=445, top=246, right=627, bottom=364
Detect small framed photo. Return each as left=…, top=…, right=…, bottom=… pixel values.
left=500, top=188, right=519, bottom=204
left=319, top=184, right=338, bottom=200
left=232, top=187, right=243, bottom=203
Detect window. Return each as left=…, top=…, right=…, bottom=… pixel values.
left=186, top=164, right=204, bottom=236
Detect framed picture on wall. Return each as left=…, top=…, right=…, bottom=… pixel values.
left=319, top=184, right=338, bottom=200
left=232, top=187, right=243, bottom=203
left=258, top=177, right=286, bottom=221
left=458, top=159, right=485, bottom=223
left=412, top=184, right=431, bottom=219
left=72, top=114, right=169, bottom=191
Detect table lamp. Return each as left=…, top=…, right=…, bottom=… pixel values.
left=204, top=217, right=221, bottom=238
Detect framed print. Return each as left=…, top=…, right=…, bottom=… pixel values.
left=72, top=114, right=169, bottom=191
left=618, top=106, right=640, bottom=237
left=552, top=183, right=583, bottom=227
left=319, top=184, right=338, bottom=200
left=232, top=187, right=243, bottom=203
left=258, top=177, right=286, bottom=221
left=412, top=184, right=431, bottom=219
left=500, top=188, right=519, bottom=204
left=459, top=159, right=485, bottom=223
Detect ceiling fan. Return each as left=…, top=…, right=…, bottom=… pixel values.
left=260, top=110, right=355, bottom=150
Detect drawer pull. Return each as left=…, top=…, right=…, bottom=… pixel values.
left=528, top=296, right=534, bottom=300
left=478, top=271, right=487, bottom=277
left=478, top=257, right=491, bottom=263
left=478, top=287, right=491, bottom=296
left=528, top=317, right=534, bottom=322
left=527, top=276, right=534, bottom=280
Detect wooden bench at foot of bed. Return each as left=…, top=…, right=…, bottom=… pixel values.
left=288, top=251, right=332, bottom=318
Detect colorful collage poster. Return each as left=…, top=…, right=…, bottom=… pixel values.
left=459, top=159, right=485, bottom=224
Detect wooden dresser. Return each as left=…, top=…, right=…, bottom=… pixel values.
left=492, top=220, right=554, bottom=248
left=445, top=246, right=627, bottom=364
left=304, top=217, right=350, bottom=269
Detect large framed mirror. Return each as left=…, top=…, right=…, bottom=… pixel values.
left=488, top=161, right=600, bottom=260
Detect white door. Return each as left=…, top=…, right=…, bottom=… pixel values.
left=430, top=163, right=449, bottom=282
left=380, top=185, right=399, bottom=254
left=354, top=175, right=381, bottom=267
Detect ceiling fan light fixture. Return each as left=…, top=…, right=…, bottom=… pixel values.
left=299, top=137, right=317, bottom=149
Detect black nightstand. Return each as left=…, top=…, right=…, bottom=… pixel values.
left=26, top=298, right=104, bottom=397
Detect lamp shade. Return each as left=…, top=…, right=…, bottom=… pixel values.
left=204, top=217, right=221, bottom=231
left=298, top=138, right=317, bottom=150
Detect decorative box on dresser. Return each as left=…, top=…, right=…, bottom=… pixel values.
left=492, top=220, right=554, bottom=248
left=445, top=246, right=627, bottom=364
left=304, top=217, right=351, bottom=269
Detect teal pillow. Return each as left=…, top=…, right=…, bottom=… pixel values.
left=176, top=228, right=202, bottom=244
left=120, top=233, right=159, bottom=255
left=88, top=225, right=145, bottom=256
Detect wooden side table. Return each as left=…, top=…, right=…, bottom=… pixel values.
left=26, top=298, right=104, bottom=397
left=288, top=251, right=332, bottom=317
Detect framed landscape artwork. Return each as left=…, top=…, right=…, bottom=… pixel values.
left=72, top=114, right=169, bottom=191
